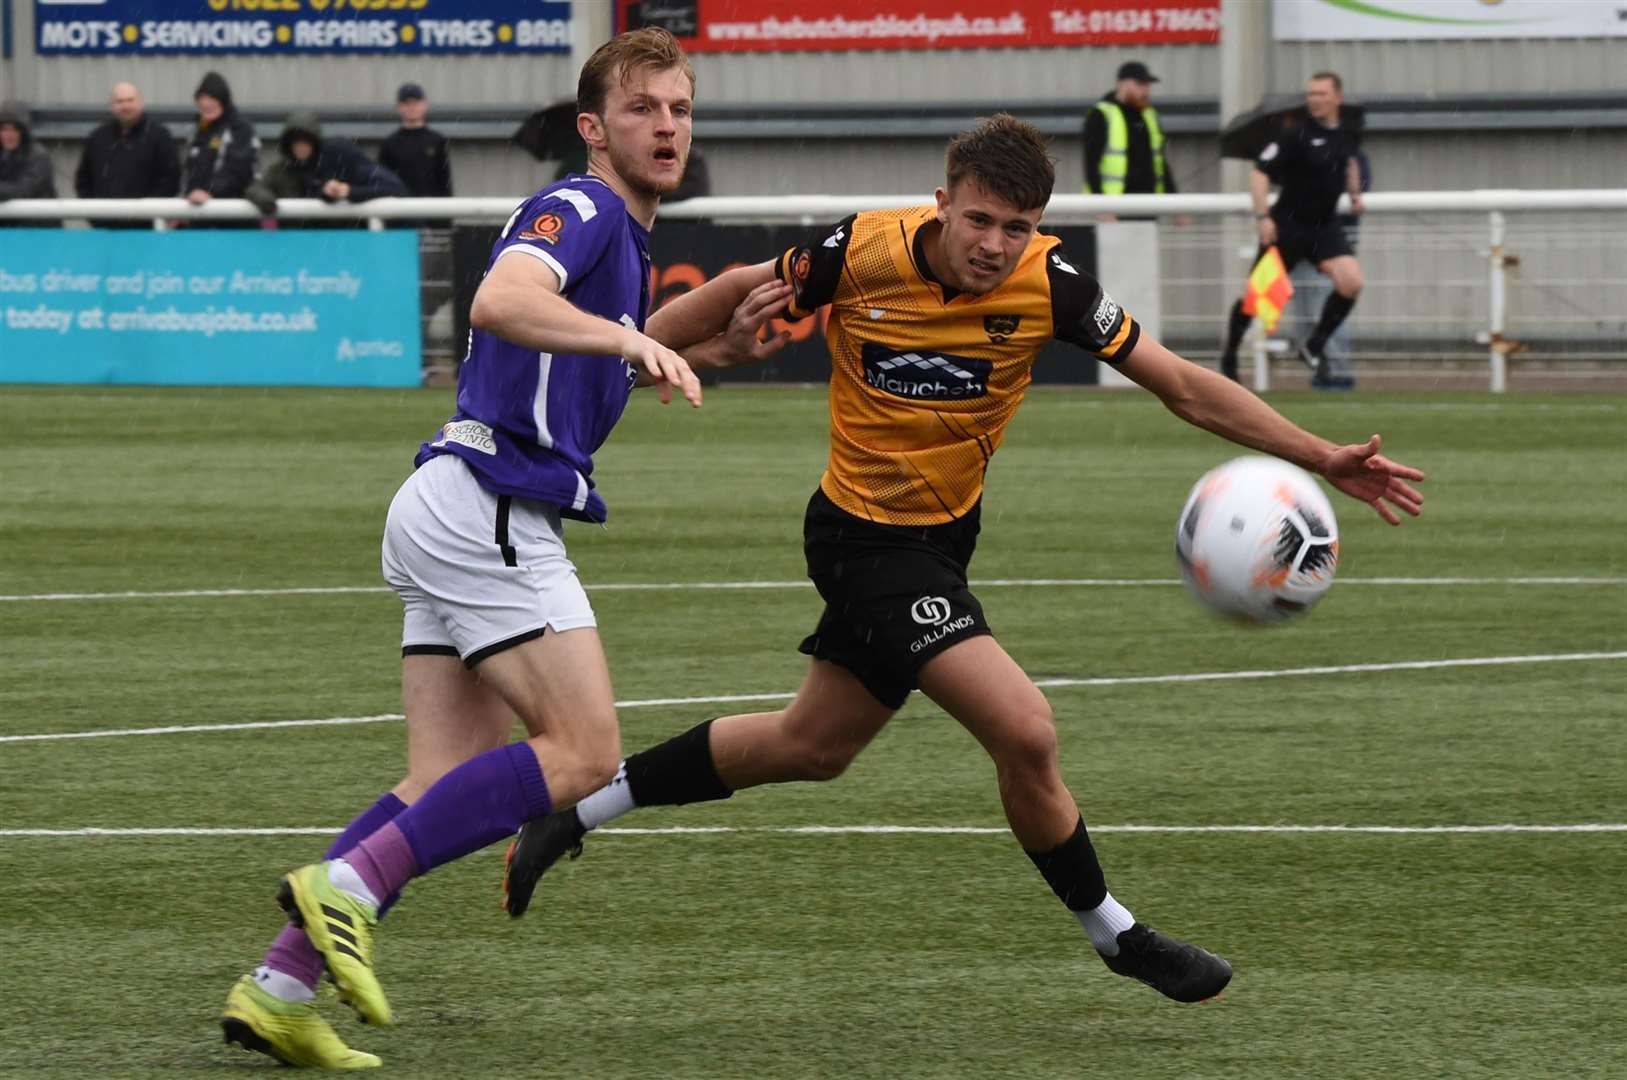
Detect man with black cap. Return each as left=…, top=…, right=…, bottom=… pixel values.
left=380, top=83, right=452, bottom=199
left=1083, top=61, right=1179, bottom=208
left=183, top=71, right=260, bottom=207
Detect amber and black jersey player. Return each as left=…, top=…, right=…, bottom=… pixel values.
left=773, top=206, right=1138, bottom=707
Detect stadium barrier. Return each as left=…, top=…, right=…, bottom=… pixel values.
left=3, top=191, right=1624, bottom=391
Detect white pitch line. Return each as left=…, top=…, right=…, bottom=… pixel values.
left=1030, top=651, right=1627, bottom=691
left=2, top=576, right=1623, bottom=603
left=2, top=823, right=1624, bottom=839
left=2, top=650, right=1623, bottom=746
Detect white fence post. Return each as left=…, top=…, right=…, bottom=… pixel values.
left=1487, top=210, right=1508, bottom=394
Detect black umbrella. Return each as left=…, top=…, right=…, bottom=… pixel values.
left=512, top=100, right=581, bottom=162
left=1219, top=94, right=1365, bottom=160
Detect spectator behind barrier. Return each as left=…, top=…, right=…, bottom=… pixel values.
left=246, top=111, right=405, bottom=226
left=74, top=81, right=182, bottom=229
left=0, top=104, right=59, bottom=225
left=183, top=71, right=260, bottom=209
left=380, top=82, right=452, bottom=198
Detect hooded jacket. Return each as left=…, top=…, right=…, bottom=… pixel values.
left=183, top=72, right=260, bottom=198
left=0, top=106, right=59, bottom=202
left=246, top=111, right=406, bottom=214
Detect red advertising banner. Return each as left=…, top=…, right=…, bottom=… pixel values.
left=619, top=1, right=1220, bottom=52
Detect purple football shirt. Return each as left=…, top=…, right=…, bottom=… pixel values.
left=417, top=175, right=651, bottom=522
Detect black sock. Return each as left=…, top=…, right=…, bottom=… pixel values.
left=1024, top=817, right=1107, bottom=911
left=1221, top=299, right=1251, bottom=378
left=1307, top=292, right=1356, bottom=354
left=623, top=719, right=734, bottom=807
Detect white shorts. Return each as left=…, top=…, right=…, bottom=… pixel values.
left=381, top=453, right=597, bottom=666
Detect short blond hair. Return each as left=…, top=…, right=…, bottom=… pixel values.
left=577, top=28, right=695, bottom=117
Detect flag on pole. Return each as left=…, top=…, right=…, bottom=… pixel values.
left=1242, top=245, right=1294, bottom=333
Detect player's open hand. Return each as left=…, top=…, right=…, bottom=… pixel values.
left=625, top=333, right=703, bottom=407
left=1318, top=434, right=1425, bottom=525
left=717, top=280, right=794, bottom=366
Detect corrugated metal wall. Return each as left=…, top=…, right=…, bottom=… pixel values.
left=1268, top=37, right=1627, bottom=95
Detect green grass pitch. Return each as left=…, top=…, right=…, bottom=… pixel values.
left=1, top=384, right=1623, bottom=1078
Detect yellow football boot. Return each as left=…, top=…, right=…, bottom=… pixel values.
left=278, top=863, right=391, bottom=1026
left=221, top=975, right=381, bottom=1069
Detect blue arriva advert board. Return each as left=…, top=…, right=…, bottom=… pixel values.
left=0, top=230, right=422, bottom=387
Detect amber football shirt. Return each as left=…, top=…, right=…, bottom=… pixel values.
left=775, top=206, right=1139, bottom=525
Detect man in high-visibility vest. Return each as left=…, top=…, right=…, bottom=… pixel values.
left=1083, top=61, right=1177, bottom=208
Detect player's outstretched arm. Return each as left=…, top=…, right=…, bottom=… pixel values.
left=680, top=279, right=794, bottom=371
left=472, top=250, right=701, bottom=406
left=647, top=260, right=781, bottom=351
left=1118, top=334, right=1425, bottom=524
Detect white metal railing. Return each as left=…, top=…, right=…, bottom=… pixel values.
left=4, top=190, right=1624, bottom=392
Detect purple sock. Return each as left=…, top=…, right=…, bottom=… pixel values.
left=264, top=792, right=407, bottom=989
left=343, top=821, right=418, bottom=902
left=345, top=743, right=552, bottom=893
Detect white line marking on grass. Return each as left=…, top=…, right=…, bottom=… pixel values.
left=0, top=586, right=394, bottom=602
left=3, top=824, right=1624, bottom=839
left=3, top=651, right=1623, bottom=746
left=2, top=576, right=1622, bottom=603
left=1030, top=651, right=1627, bottom=691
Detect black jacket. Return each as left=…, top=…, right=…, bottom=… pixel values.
left=246, top=111, right=406, bottom=217
left=182, top=72, right=260, bottom=198
left=75, top=114, right=181, bottom=200
left=0, top=106, right=58, bottom=202
left=379, top=125, right=452, bottom=198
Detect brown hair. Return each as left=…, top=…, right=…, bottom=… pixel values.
left=1310, top=70, right=1343, bottom=92
left=577, top=28, right=695, bottom=117
left=945, top=113, right=1055, bottom=211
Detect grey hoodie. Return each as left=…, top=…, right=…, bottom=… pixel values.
left=0, top=105, right=59, bottom=201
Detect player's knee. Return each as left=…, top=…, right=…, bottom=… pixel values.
left=1338, top=267, right=1363, bottom=297
left=791, top=738, right=861, bottom=782
left=990, top=708, right=1059, bottom=777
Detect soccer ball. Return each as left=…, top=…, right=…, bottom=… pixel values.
left=1174, top=456, right=1339, bottom=623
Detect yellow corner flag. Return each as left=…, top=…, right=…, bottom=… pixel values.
left=1242, top=246, right=1294, bottom=333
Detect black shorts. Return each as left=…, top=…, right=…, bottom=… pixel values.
left=1262, top=217, right=1354, bottom=273
left=797, top=487, right=992, bottom=710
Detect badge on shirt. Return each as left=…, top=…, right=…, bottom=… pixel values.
left=984, top=314, right=1022, bottom=343
left=518, top=212, right=564, bottom=245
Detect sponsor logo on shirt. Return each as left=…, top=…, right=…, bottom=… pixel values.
left=518, top=211, right=564, bottom=245
left=1050, top=253, right=1079, bottom=276
left=1093, top=292, right=1120, bottom=337
left=983, top=314, right=1022, bottom=343
left=433, top=419, right=497, bottom=455
left=822, top=226, right=845, bottom=249
left=860, top=343, right=992, bottom=401
left=1260, top=142, right=1279, bottom=162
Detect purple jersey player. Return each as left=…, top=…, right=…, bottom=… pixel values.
left=220, top=28, right=793, bottom=1068
left=418, top=173, right=650, bottom=523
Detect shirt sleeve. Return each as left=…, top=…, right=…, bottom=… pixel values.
left=1255, top=136, right=1289, bottom=183
left=1047, top=247, right=1140, bottom=363
left=772, top=214, right=855, bottom=320
left=493, top=187, right=616, bottom=293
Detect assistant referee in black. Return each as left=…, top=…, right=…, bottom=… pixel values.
left=1221, top=71, right=1365, bottom=384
